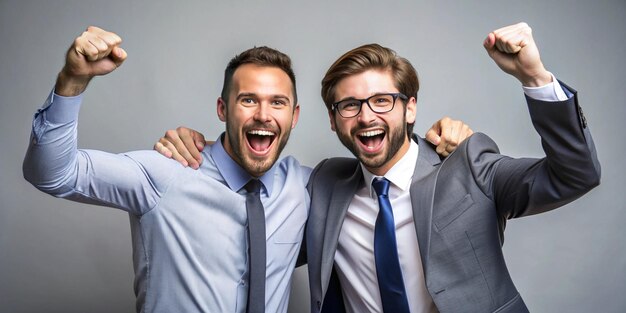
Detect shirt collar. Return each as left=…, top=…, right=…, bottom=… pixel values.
left=361, top=139, right=419, bottom=199
left=210, top=132, right=277, bottom=196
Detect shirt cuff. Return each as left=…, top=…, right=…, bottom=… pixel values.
left=522, top=72, right=569, bottom=102
left=40, top=89, right=83, bottom=124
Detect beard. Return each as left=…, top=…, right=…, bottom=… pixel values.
left=336, top=119, right=407, bottom=171
left=225, top=120, right=291, bottom=177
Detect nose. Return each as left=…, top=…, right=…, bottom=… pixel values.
left=253, top=102, right=271, bottom=123
left=356, top=100, right=376, bottom=124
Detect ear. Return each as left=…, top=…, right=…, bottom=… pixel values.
left=217, top=97, right=227, bottom=122
left=405, top=96, right=417, bottom=124
left=327, top=109, right=337, bottom=132
left=291, top=104, right=300, bottom=129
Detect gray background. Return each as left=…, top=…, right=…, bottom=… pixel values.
left=1, top=0, right=624, bottom=312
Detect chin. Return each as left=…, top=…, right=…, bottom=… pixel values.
left=243, top=155, right=276, bottom=177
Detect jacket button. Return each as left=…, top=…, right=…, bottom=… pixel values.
left=578, top=105, right=588, bottom=128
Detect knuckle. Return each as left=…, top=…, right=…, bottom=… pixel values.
left=73, top=38, right=84, bottom=49
left=165, top=129, right=177, bottom=138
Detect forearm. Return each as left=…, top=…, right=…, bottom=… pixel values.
left=55, top=70, right=92, bottom=97
left=493, top=84, right=600, bottom=218
left=23, top=91, right=164, bottom=214
left=526, top=84, right=601, bottom=191
left=23, top=91, right=82, bottom=194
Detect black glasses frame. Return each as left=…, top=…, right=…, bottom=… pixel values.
left=331, top=93, right=409, bottom=118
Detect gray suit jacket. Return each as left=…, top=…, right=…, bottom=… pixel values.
left=303, top=85, right=601, bottom=313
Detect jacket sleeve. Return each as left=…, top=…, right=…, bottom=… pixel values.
left=466, top=83, right=600, bottom=219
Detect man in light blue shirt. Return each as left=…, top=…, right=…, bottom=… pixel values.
left=23, top=26, right=309, bottom=313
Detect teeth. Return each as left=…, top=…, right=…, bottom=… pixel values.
left=359, top=130, right=384, bottom=137
left=248, top=130, right=275, bottom=136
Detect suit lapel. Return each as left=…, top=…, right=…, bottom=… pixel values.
left=320, top=164, right=363, bottom=293
left=410, top=137, right=442, bottom=274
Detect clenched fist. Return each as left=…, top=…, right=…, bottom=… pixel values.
left=483, top=22, right=552, bottom=87
left=55, top=26, right=127, bottom=96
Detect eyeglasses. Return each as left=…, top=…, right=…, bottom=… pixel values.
left=331, top=93, right=408, bottom=118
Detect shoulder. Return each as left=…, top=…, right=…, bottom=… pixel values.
left=123, top=149, right=186, bottom=169
left=276, top=155, right=313, bottom=185
left=275, top=155, right=311, bottom=175
left=440, top=132, right=504, bottom=178
left=458, top=132, right=500, bottom=160
left=122, top=150, right=189, bottom=189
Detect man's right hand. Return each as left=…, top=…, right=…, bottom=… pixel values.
left=154, top=127, right=208, bottom=170
left=55, top=26, right=127, bottom=97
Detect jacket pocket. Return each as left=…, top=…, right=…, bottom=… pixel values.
left=434, top=194, right=474, bottom=231
left=493, top=293, right=527, bottom=313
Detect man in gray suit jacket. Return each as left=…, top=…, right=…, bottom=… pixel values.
left=303, top=22, right=600, bottom=313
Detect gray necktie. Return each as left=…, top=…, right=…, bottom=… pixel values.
left=245, top=179, right=266, bottom=313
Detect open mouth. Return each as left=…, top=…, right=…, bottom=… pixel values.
left=357, top=129, right=385, bottom=153
left=246, top=129, right=276, bottom=155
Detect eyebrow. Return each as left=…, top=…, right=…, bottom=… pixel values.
left=236, top=92, right=257, bottom=99
left=336, top=92, right=393, bottom=103
left=237, top=93, right=291, bottom=103
left=272, top=95, right=291, bottom=102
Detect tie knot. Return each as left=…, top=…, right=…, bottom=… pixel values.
left=372, top=177, right=390, bottom=197
left=245, top=179, right=262, bottom=194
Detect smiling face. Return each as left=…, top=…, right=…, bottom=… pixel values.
left=329, top=69, right=416, bottom=176
left=218, top=64, right=299, bottom=177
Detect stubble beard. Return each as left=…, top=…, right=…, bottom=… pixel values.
left=337, top=120, right=407, bottom=171
left=226, top=121, right=291, bottom=177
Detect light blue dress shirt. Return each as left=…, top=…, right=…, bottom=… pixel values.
left=23, top=91, right=312, bottom=313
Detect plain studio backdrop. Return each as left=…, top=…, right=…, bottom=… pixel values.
left=1, top=0, right=624, bottom=312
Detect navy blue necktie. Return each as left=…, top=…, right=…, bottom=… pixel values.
left=373, top=177, right=410, bottom=313
left=245, top=179, right=266, bottom=313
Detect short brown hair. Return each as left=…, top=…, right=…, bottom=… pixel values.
left=321, top=44, right=419, bottom=136
left=221, top=46, right=298, bottom=105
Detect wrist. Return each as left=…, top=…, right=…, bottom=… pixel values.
left=55, top=70, right=91, bottom=97
left=519, top=69, right=552, bottom=87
